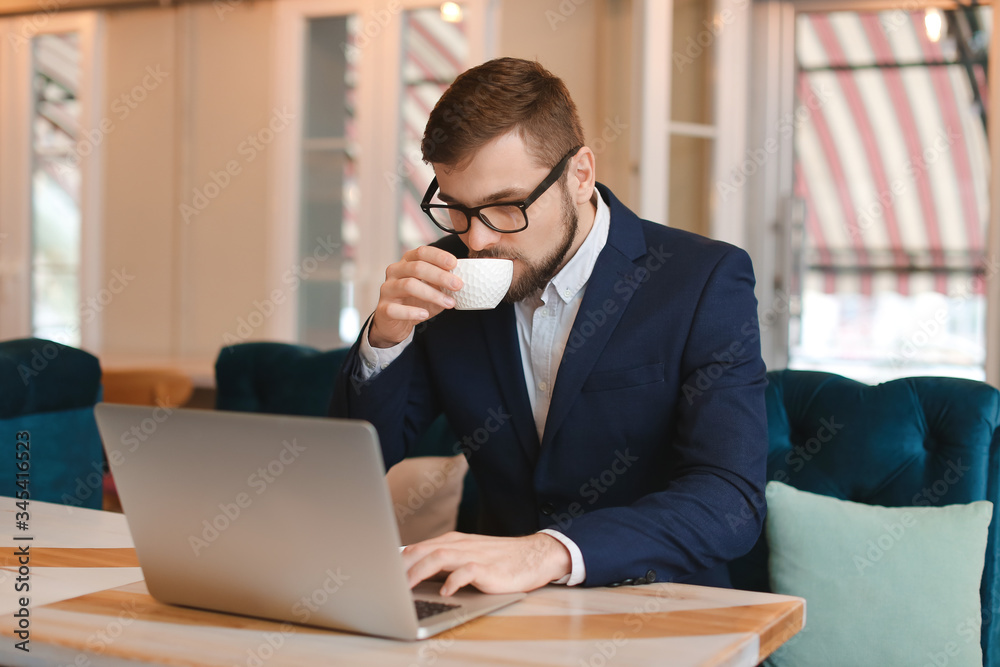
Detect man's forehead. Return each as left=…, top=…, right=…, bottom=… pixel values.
left=436, top=131, right=550, bottom=173
left=432, top=139, right=546, bottom=204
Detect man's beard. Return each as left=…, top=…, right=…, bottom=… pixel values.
left=471, top=184, right=579, bottom=303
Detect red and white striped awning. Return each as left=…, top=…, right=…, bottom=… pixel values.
left=399, top=9, right=467, bottom=252
left=794, top=9, right=991, bottom=296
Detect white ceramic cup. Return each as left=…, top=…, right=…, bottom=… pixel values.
left=443, top=258, right=514, bottom=310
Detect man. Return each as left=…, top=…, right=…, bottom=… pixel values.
left=331, top=57, right=767, bottom=596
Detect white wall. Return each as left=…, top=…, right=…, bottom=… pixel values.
left=97, top=0, right=635, bottom=379
left=499, top=0, right=635, bottom=205
left=100, top=2, right=278, bottom=376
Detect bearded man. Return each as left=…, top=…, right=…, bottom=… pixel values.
left=331, top=57, right=768, bottom=597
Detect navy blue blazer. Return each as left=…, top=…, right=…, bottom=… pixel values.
left=331, top=184, right=768, bottom=588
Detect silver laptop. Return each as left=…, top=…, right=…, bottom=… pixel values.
left=94, top=404, right=524, bottom=640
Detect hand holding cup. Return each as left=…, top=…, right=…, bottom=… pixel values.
left=369, top=246, right=463, bottom=348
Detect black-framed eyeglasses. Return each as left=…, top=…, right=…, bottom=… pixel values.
left=420, top=146, right=582, bottom=235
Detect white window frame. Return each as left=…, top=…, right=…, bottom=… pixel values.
left=636, top=0, right=751, bottom=248
left=269, top=0, right=495, bottom=342
left=0, top=12, right=104, bottom=349
left=745, top=0, right=1000, bottom=386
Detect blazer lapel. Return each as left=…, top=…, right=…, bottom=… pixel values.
left=478, top=303, right=541, bottom=463
left=541, top=185, right=649, bottom=449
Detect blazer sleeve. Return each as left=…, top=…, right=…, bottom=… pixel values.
left=556, top=247, right=769, bottom=587
left=329, top=318, right=442, bottom=470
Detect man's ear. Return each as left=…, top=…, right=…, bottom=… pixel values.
left=569, top=147, right=597, bottom=205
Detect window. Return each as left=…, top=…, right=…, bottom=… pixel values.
left=745, top=2, right=999, bottom=386
left=0, top=13, right=101, bottom=348
left=396, top=6, right=468, bottom=254
left=31, top=32, right=83, bottom=345
left=272, top=0, right=490, bottom=349
left=789, top=8, right=991, bottom=382
left=297, top=15, right=360, bottom=349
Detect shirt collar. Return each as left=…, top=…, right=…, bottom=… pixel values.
left=547, top=191, right=611, bottom=305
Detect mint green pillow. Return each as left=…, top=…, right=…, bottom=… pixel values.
left=765, top=481, right=991, bottom=667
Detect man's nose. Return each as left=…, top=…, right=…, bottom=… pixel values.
left=462, top=216, right=502, bottom=252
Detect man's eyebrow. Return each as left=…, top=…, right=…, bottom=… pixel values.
left=438, top=187, right=528, bottom=206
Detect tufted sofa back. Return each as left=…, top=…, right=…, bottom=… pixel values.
left=215, top=342, right=349, bottom=416
left=728, top=369, right=1000, bottom=664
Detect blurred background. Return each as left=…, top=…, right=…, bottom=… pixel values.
left=0, top=0, right=997, bottom=390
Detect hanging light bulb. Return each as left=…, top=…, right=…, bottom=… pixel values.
left=440, top=2, right=463, bottom=23
left=925, top=8, right=944, bottom=43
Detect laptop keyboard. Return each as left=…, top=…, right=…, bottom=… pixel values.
left=414, top=599, right=461, bottom=620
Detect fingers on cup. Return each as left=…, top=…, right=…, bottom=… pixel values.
left=410, top=245, right=458, bottom=271
left=394, top=277, right=455, bottom=310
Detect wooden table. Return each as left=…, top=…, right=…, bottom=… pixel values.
left=0, top=499, right=804, bottom=666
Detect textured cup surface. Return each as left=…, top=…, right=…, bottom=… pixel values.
left=443, top=258, right=513, bottom=310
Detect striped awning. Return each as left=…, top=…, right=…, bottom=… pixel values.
left=398, top=9, right=467, bottom=252
left=794, top=8, right=991, bottom=296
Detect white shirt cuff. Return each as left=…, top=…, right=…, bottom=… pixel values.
left=358, top=319, right=414, bottom=380
left=538, top=529, right=586, bottom=586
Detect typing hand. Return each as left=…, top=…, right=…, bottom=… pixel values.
left=401, top=532, right=572, bottom=596
left=369, top=246, right=462, bottom=348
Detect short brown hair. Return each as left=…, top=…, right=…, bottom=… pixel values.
left=420, top=57, right=585, bottom=170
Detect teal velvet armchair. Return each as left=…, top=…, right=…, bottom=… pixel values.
left=728, top=369, right=1000, bottom=665
left=0, top=338, right=104, bottom=509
